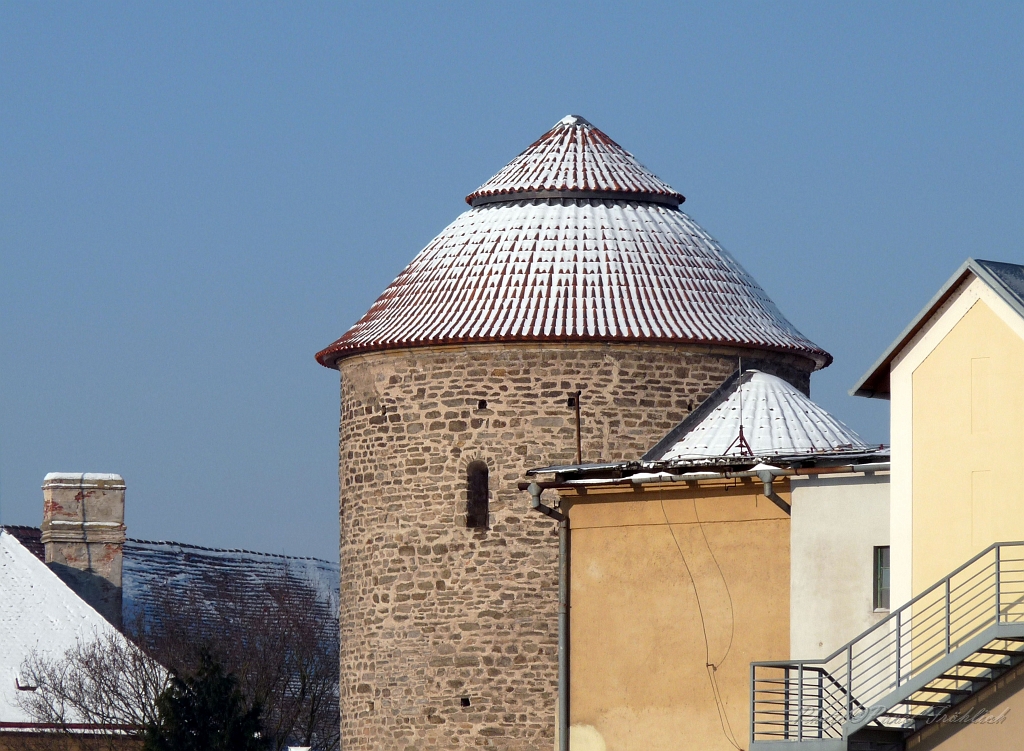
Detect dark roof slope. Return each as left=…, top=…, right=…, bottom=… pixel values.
left=122, top=539, right=339, bottom=626
left=0, top=526, right=44, bottom=562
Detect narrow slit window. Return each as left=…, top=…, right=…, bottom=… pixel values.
left=466, top=461, right=489, bottom=529
left=874, top=546, right=890, bottom=611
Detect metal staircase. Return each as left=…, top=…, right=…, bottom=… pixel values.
left=750, top=541, right=1024, bottom=750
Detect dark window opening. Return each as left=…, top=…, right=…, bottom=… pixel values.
left=477, top=399, right=487, bottom=410
left=874, top=546, right=890, bottom=610
left=460, top=697, right=471, bottom=707
left=466, top=461, right=489, bottom=529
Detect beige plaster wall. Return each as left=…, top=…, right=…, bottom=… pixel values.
left=789, top=473, right=890, bottom=659
left=562, top=480, right=790, bottom=751
left=911, top=299, right=1024, bottom=593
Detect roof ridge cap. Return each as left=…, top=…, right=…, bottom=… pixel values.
left=126, top=537, right=336, bottom=565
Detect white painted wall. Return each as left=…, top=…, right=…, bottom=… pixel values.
left=790, top=472, right=890, bottom=659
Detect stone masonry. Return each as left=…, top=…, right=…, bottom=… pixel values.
left=336, top=341, right=813, bottom=750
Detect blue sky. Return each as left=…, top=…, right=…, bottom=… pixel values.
left=2, top=3, right=1022, bottom=559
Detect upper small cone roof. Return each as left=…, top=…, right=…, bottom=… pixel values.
left=317, top=116, right=831, bottom=369
left=466, top=115, right=685, bottom=207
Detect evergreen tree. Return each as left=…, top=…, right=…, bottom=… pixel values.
left=144, top=648, right=266, bottom=751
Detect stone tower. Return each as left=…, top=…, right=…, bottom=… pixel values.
left=317, top=116, right=830, bottom=750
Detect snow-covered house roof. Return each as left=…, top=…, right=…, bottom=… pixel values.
left=645, top=370, right=868, bottom=461
left=0, top=531, right=340, bottom=638
left=0, top=530, right=125, bottom=723
left=122, top=539, right=339, bottom=627
left=317, top=116, right=830, bottom=369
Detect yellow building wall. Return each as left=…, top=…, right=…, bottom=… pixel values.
left=562, top=480, right=790, bottom=751
left=912, top=299, right=1024, bottom=593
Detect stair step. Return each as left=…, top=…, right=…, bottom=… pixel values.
left=977, top=648, right=1022, bottom=656
left=921, top=686, right=974, bottom=695
left=959, top=660, right=1004, bottom=669
left=902, top=699, right=951, bottom=707
left=935, top=674, right=989, bottom=683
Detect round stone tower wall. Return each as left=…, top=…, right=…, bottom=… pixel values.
left=336, top=341, right=813, bottom=751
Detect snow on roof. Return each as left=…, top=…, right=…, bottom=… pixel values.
left=42, top=472, right=124, bottom=486
left=123, top=539, right=339, bottom=627
left=465, top=115, right=685, bottom=206
left=651, top=371, right=868, bottom=461
left=0, top=530, right=123, bottom=723
left=317, top=196, right=830, bottom=367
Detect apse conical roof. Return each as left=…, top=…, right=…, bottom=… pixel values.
left=317, top=116, right=830, bottom=369
left=650, top=371, right=867, bottom=461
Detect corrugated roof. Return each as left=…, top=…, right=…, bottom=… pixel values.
left=0, top=530, right=126, bottom=723
left=649, top=370, right=867, bottom=461
left=465, top=115, right=685, bottom=207
left=851, top=258, right=1024, bottom=399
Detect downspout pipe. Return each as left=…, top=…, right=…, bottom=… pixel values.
left=528, top=482, right=569, bottom=751
left=755, top=467, right=791, bottom=515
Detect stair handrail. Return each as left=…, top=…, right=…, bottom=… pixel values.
left=751, top=540, right=1024, bottom=743
left=762, top=540, right=1024, bottom=670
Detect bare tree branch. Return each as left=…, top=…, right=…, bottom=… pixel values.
left=16, top=631, right=168, bottom=750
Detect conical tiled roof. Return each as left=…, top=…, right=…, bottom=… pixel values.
left=317, top=117, right=831, bottom=369
left=466, top=115, right=685, bottom=207
left=651, top=371, right=867, bottom=461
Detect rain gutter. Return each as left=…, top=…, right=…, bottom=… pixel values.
left=526, top=482, right=570, bottom=751
left=519, top=463, right=890, bottom=517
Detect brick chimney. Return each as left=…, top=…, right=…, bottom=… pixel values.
left=41, top=473, right=126, bottom=629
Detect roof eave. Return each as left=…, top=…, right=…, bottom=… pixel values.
left=466, top=189, right=685, bottom=208
left=526, top=448, right=891, bottom=480
left=316, top=335, right=831, bottom=372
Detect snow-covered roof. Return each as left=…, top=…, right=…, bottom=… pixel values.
left=466, top=115, right=685, bottom=207
left=648, top=371, right=868, bottom=461
left=0, top=530, right=123, bottom=723
left=123, top=539, right=339, bottom=627
left=42, top=472, right=124, bottom=485
left=317, top=117, right=830, bottom=368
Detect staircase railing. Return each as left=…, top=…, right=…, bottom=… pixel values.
left=751, top=541, right=1024, bottom=743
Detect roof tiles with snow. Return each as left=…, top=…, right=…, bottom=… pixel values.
left=318, top=116, right=831, bottom=368
left=648, top=370, right=868, bottom=461
left=466, top=115, right=685, bottom=206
